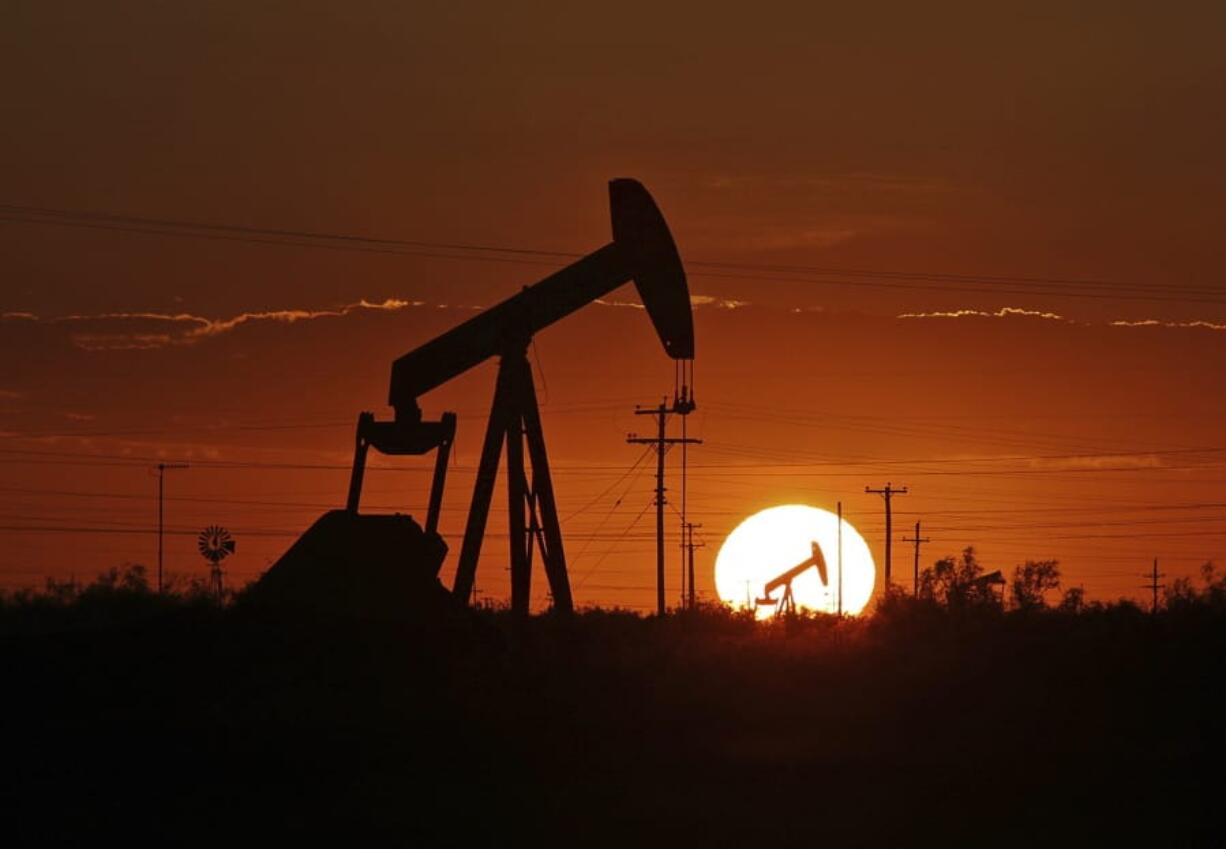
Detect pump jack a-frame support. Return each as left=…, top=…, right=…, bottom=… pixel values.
left=452, top=346, right=571, bottom=615
left=341, top=179, right=694, bottom=615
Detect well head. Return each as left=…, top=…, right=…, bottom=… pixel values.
left=609, top=178, right=694, bottom=360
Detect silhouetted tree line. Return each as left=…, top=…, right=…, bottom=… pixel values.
left=5, top=550, right=1224, bottom=633
left=892, top=545, right=1222, bottom=618
left=908, top=546, right=1075, bottom=613
left=0, top=563, right=227, bottom=634
left=1163, top=560, right=1226, bottom=613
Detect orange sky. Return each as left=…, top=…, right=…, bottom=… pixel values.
left=3, top=2, right=1225, bottom=610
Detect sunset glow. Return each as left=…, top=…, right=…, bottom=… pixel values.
left=714, top=505, right=876, bottom=617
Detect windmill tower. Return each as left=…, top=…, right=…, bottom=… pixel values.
left=197, top=525, right=236, bottom=601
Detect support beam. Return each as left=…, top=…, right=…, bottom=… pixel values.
left=519, top=356, right=573, bottom=613
left=346, top=413, right=373, bottom=513
left=506, top=404, right=530, bottom=615
left=425, top=413, right=456, bottom=536
left=453, top=362, right=513, bottom=605
left=452, top=347, right=575, bottom=615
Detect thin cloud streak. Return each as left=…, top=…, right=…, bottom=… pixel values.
left=899, top=308, right=1226, bottom=332
left=9, top=296, right=1224, bottom=355
left=1027, top=453, right=1167, bottom=471
left=2, top=298, right=426, bottom=350
left=897, top=307, right=1069, bottom=321
left=1110, top=319, right=1226, bottom=332
left=4, top=293, right=751, bottom=353
left=596, top=295, right=750, bottom=310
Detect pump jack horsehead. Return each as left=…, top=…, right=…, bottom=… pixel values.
left=345, top=180, right=695, bottom=615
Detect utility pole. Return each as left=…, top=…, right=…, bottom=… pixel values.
left=628, top=399, right=700, bottom=616
left=683, top=522, right=704, bottom=610
left=866, top=483, right=908, bottom=590
left=154, top=462, right=189, bottom=593
left=836, top=501, right=843, bottom=617
left=902, top=520, right=930, bottom=596
left=1142, top=557, right=1165, bottom=615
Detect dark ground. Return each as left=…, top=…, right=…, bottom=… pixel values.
left=2, top=594, right=1223, bottom=846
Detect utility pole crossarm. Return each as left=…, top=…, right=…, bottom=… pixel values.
left=627, top=400, right=701, bottom=616
left=866, top=482, right=908, bottom=590
left=902, top=519, right=930, bottom=596
left=1142, top=557, right=1166, bottom=615
left=683, top=522, right=704, bottom=610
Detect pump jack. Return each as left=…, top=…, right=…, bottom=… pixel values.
left=344, top=179, right=694, bottom=615
left=755, top=542, right=828, bottom=617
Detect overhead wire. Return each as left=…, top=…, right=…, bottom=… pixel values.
left=5, top=202, right=1226, bottom=305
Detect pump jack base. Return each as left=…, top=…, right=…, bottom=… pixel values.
left=242, top=510, right=468, bottom=626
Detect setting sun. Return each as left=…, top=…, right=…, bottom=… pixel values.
left=714, top=505, right=877, bottom=617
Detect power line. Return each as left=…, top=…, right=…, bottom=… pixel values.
left=704, top=401, right=1185, bottom=456
left=559, top=446, right=653, bottom=523
left=1142, top=558, right=1166, bottom=615
left=564, top=453, right=656, bottom=570
left=4, top=401, right=635, bottom=441
left=6, top=444, right=1226, bottom=472
left=573, top=499, right=656, bottom=592
left=6, top=202, right=1226, bottom=305
left=0, top=203, right=580, bottom=258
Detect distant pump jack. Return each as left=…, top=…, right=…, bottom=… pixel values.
left=344, top=180, right=695, bottom=615
left=755, top=541, right=828, bottom=617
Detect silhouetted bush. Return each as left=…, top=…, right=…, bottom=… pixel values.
left=916, top=546, right=1005, bottom=611
left=1164, top=560, right=1226, bottom=615
left=1011, top=558, right=1062, bottom=610
left=1057, top=584, right=1087, bottom=614
left=0, top=563, right=222, bottom=635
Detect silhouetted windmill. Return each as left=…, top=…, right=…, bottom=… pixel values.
left=197, top=525, right=235, bottom=600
